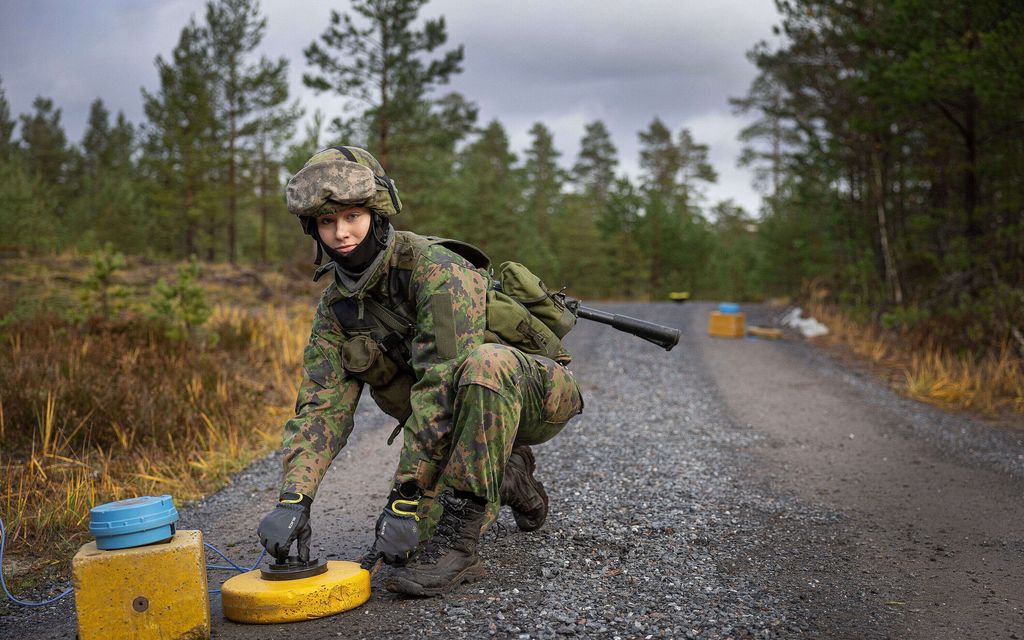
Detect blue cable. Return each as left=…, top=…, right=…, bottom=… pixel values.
left=0, top=516, right=74, bottom=606
left=1, top=514, right=266, bottom=607
left=204, top=542, right=266, bottom=573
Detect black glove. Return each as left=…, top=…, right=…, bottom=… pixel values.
left=257, top=492, right=312, bottom=563
left=360, top=483, right=421, bottom=568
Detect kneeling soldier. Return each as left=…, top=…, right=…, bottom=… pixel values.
left=257, top=147, right=584, bottom=596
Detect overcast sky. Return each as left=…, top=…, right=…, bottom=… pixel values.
left=0, top=0, right=781, bottom=215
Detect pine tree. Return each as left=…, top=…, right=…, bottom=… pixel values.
left=0, top=82, right=48, bottom=252
left=0, top=78, right=16, bottom=162
left=451, top=120, right=521, bottom=264
left=706, top=200, right=760, bottom=300
left=73, top=100, right=142, bottom=251
left=573, top=120, right=618, bottom=202
left=636, top=119, right=716, bottom=297
left=730, top=72, right=798, bottom=206
left=675, top=129, right=717, bottom=210
left=140, top=19, right=220, bottom=257
left=569, top=121, right=626, bottom=297
left=284, top=109, right=325, bottom=174
left=205, top=0, right=300, bottom=263
left=302, top=0, right=465, bottom=170
left=19, top=96, right=72, bottom=212
left=603, top=178, right=649, bottom=299
left=520, top=122, right=563, bottom=280
left=251, top=105, right=301, bottom=264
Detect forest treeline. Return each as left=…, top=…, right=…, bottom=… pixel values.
left=735, top=0, right=1023, bottom=353
left=1, top=0, right=1021, bottom=355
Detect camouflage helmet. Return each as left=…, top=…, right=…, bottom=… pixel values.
left=285, top=146, right=402, bottom=218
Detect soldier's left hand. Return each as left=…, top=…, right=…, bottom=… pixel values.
left=362, top=483, right=421, bottom=567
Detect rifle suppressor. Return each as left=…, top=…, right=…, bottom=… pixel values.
left=567, top=299, right=680, bottom=351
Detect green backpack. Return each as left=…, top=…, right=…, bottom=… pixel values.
left=483, top=260, right=576, bottom=363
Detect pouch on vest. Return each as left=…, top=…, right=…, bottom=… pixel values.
left=341, top=335, right=398, bottom=386
left=496, top=261, right=577, bottom=338
left=369, top=371, right=414, bottom=424
left=340, top=334, right=413, bottom=422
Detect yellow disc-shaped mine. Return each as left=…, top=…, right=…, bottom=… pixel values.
left=221, top=561, right=370, bottom=624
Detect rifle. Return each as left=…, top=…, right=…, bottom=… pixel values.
left=563, top=297, right=680, bottom=351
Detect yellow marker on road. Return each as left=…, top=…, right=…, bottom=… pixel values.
left=220, top=560, right=370, bottom=624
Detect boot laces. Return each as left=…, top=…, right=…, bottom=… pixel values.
left=418, top=495, right=470, bottom=564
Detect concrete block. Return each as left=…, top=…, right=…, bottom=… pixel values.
left=72, top=529, right=210, bottom=640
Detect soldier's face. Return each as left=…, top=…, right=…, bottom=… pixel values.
left=316, top=206, right=373, bottom=254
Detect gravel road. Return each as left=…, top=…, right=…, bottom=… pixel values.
left=3, top=301, right=1023, bottom=639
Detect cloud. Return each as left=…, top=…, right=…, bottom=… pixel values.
left=0, top=0, right=779, bottom=214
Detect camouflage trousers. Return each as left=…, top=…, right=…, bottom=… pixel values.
left=418, top=343, right=583, bottom=533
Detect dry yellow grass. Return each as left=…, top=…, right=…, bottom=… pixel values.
left=809, top=303, right=1024, bottom=416
left=0, top=259, right=315, bottom=585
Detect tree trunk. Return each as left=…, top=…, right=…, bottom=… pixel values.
left=184, top=183, right=196, bottom=257
left=771, top=115, right=781, bottom=200
left=228, top=111, right=237, bottom=264
left=377, top=19, right=390, bottom=168
left=872, top=149, right=903, bottom=305
left=963, top=88, right=979, bottom=241
left=259, top=145, right=268, bottom=265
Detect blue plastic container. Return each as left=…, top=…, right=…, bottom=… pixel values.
left=718, top=302, right=741, bottom=314
left=88, top=495, right=179, bottom=550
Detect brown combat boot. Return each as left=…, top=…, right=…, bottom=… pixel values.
left=499, top=444, right=549, bottom=532
left=385, top=491, right=487, bottom=597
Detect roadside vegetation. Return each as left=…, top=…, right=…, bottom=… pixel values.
left=0, top=0, right=1022, bottom=590
left=805, top=297, right=1024, bottom=420
left=0, top=249, right=316, bottom=585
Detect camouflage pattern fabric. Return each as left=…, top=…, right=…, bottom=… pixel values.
left=417, top=344, right=583, bottom=531
left=285, top=146, right=402, bottom=218
left=279, top=231, right=583, bottom=525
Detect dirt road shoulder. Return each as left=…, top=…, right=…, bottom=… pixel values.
left=697, top=303, right=1024, bottom=638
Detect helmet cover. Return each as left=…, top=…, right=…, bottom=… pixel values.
left=286, top=146, right=402, bottom=217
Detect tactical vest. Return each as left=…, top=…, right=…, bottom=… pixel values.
left=328, top=232, right=575, bottom=440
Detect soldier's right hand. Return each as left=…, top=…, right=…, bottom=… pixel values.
left=365, top=483, right=421, bottom=566
left=257, top=493, right=312, bottom=563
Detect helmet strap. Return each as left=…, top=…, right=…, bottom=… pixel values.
left=302, top=217, right=324, bottom=266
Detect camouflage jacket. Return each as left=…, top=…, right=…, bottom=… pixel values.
left=280, top=230, right=490, bottom=499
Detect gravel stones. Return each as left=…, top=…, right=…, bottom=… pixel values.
left=1, top=302, right=920, bottom=638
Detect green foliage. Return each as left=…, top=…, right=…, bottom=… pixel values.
left=140, top=18, right=221, bottom=258
left=880, top=306, right=931, bottom=331
left=147, top=257, right=213, bottom=340
left=4, top=0, right=1017, bottom=354
left=71, top=100, right=144, bottom=252
left=79, top=243, right=129, bottom=321
left=0, top=77, right=16, bottom=161
left=519, top=122, right=564, bottom=280
left=573, top=120, right=618, bottom=200
left=303, top=0, right=466, bottom=171
left=450, top=120, right=522, bottom=264
left=0, top=155, right=51, bottom=251
left=702, top=201, right=761, bottom=301
left=635, top=118, right=718, bottom=298
left=206, top=0, right=302, bottom=264
left=734, top=0, right=1023, bottom=353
